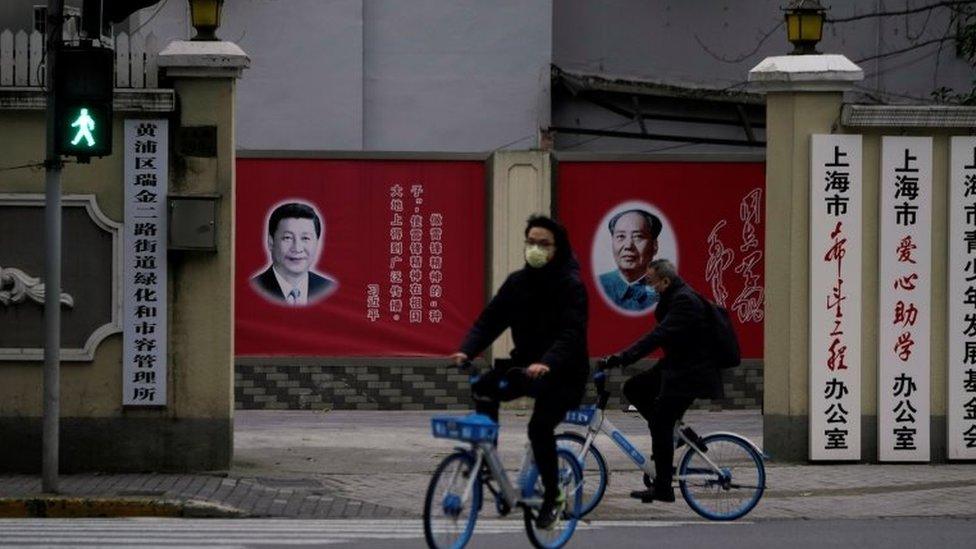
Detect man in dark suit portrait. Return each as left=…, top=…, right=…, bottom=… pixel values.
left=251, top=202, right=337, bottom=306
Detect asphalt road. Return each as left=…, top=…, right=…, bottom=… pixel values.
left=0, top=517, right=972, bottom=548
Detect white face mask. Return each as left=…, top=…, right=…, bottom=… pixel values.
left=525, top=245, right=550, bottom=268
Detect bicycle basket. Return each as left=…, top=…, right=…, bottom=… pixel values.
left=431, top=413, right=499, bottom=443
left=563, top=406, right=596, bottom=426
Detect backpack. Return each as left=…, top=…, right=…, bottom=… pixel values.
left=695, top=292, right=741, bottom=369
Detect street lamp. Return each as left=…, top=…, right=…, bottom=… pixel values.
left=784, top=0, right=827, bottom=55
left=189, top=0, right=224, bottom=41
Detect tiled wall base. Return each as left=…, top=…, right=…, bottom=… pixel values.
left=236, top=360, right=763, bottom=411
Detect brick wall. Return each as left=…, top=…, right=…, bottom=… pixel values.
left=235, top=359, right=762, bottom=411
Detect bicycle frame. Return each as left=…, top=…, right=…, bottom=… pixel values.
left=452, top=439, right=541, bottom=512
left=571, top=405, right=729, bottom=484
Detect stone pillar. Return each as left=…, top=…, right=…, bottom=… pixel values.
left=487, top=151, right=552, bottom=361
left=156, top=41, right=249, bottom=468
left=748, top=55, right=862, bottom=461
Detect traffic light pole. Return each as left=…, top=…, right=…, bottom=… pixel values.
left=43, top=0, right=63, bottom=494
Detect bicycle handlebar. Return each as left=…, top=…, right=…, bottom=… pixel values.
left=452, top=359, right=531, bottom=392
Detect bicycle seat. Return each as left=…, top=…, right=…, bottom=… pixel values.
left=431, top=413, right=499, bottom=443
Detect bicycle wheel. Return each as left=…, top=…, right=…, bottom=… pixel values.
left=423, top=451, right=483, bottom=549
left=555, top=431, right=608, bottom=517
left=677, top=433, right=765, bottom=521
left=523, top=447, right=583, bottom=549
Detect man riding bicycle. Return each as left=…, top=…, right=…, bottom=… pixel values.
left=603, top=258, right=724, bottom=503
left=450, top=215, right=588, bottom=530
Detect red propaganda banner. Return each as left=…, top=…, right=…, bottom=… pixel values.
left=557, top=161, right=765, bottom=358
left=235, top=159, right=486, bottom=356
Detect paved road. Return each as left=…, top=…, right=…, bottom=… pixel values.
left=2, top=409, right=975, bottom=520
left=231, top=409, right=976, bottom=521
left=1, top=517, right=972, bottom=548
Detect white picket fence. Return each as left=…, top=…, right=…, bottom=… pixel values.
left=0, top=30, right=161, bottom=88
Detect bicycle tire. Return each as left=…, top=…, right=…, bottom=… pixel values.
left=423, top=451, right=483, bottom=549
left=677, top=433, right=765, bottom=521
left=523, top=447, right=584, bottom=549
left=555, top=431, right=609, bottom=517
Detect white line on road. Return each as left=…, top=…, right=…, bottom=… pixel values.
left=0, top=518, right=747, bottom=547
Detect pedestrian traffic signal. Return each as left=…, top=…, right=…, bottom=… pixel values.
left=55, top=45, right=114, bottom=158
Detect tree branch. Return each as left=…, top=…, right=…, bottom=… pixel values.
left=827, top=1, right=974, bottom=24
left=855, top=35, right=959, bottom=63
left=694, top=21, right=783, bottom=64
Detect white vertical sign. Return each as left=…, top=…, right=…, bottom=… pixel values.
left=809, top=134, right=862, bottom=460
left=123, top=119, right=168, bottom=406
left=949, top=136, right=976, bottom=460
left=878, top=136, right=932, bottom=462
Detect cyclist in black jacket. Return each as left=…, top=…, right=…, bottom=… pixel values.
left=450, top=215, right=589, bottom=530
left=605, top=258, right=724, bottom=503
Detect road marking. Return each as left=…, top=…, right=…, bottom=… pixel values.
left=0, top=518, right=747, bottom=547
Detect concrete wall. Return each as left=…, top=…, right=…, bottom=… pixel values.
left=762, top=91, right=848, bottom=460
left=0, top=57, right=239, bottom=472
left=760, top=86, right=967, bottom=462
left=137, top=0, right=552, bottom=152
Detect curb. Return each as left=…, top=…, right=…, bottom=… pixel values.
left=0, top=497, right=246, bottom=518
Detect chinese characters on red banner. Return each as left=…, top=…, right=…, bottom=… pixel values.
left=704, top=188, right=765, bottom=323
left=235, top=159, right=485, bottom=356
left=372, top=184, right=446, bottom=325
left=556, top=161, right=764, bottom=357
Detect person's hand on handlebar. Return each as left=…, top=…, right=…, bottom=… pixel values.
left=600, top=354, right=624, bottom=370
left=449, top=352, right=469, bottom=367
left=526, top=362, right=550, bottom=379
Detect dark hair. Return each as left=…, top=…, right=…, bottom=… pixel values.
left=268, top=202, right=321, bottom=238
left=525, top=214, right=574, bottom=267
left=607, top=209, right=662, bottom=239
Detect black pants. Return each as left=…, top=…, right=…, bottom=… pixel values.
left=622, top=367, right=695, bottom=490
left=471, top=367, right=578, bottom=503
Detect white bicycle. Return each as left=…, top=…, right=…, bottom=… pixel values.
left=556, top=366, right=768, bottom=521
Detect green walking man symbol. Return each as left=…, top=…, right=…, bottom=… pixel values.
left=70, top=108, right=96, bottom=147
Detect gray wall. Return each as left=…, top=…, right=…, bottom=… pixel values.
left=141, top=0, right=551, bottom=152
left=552, top=0, right=974, bottom=153
left=553, top=0, right=973, bottom=101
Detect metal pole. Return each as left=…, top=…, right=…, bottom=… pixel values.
left=42, top=0, right=63, bottom=494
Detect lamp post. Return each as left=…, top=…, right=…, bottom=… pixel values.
left=784, top=0, right=827, bottom=55
left=189, top=0, right=224, bottom=41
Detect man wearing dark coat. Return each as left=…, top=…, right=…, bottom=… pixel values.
left=251, top=202, right=337, bottom=306
left=605, top=258, right=724, bottom=503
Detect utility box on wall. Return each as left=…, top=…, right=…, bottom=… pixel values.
left=169, top=195, right=219, bottom=251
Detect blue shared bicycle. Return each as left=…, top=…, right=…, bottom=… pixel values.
left=423, top=362, right=584, bottom=549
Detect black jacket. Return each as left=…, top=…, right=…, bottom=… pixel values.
left=459, top=256, right=589, bottom=390
left=251, top=266, right=336, bottom=304
left=619, top=277, right=724, bottom=399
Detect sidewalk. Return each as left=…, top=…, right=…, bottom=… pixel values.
left=1, top=409, right=974, bottom=519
